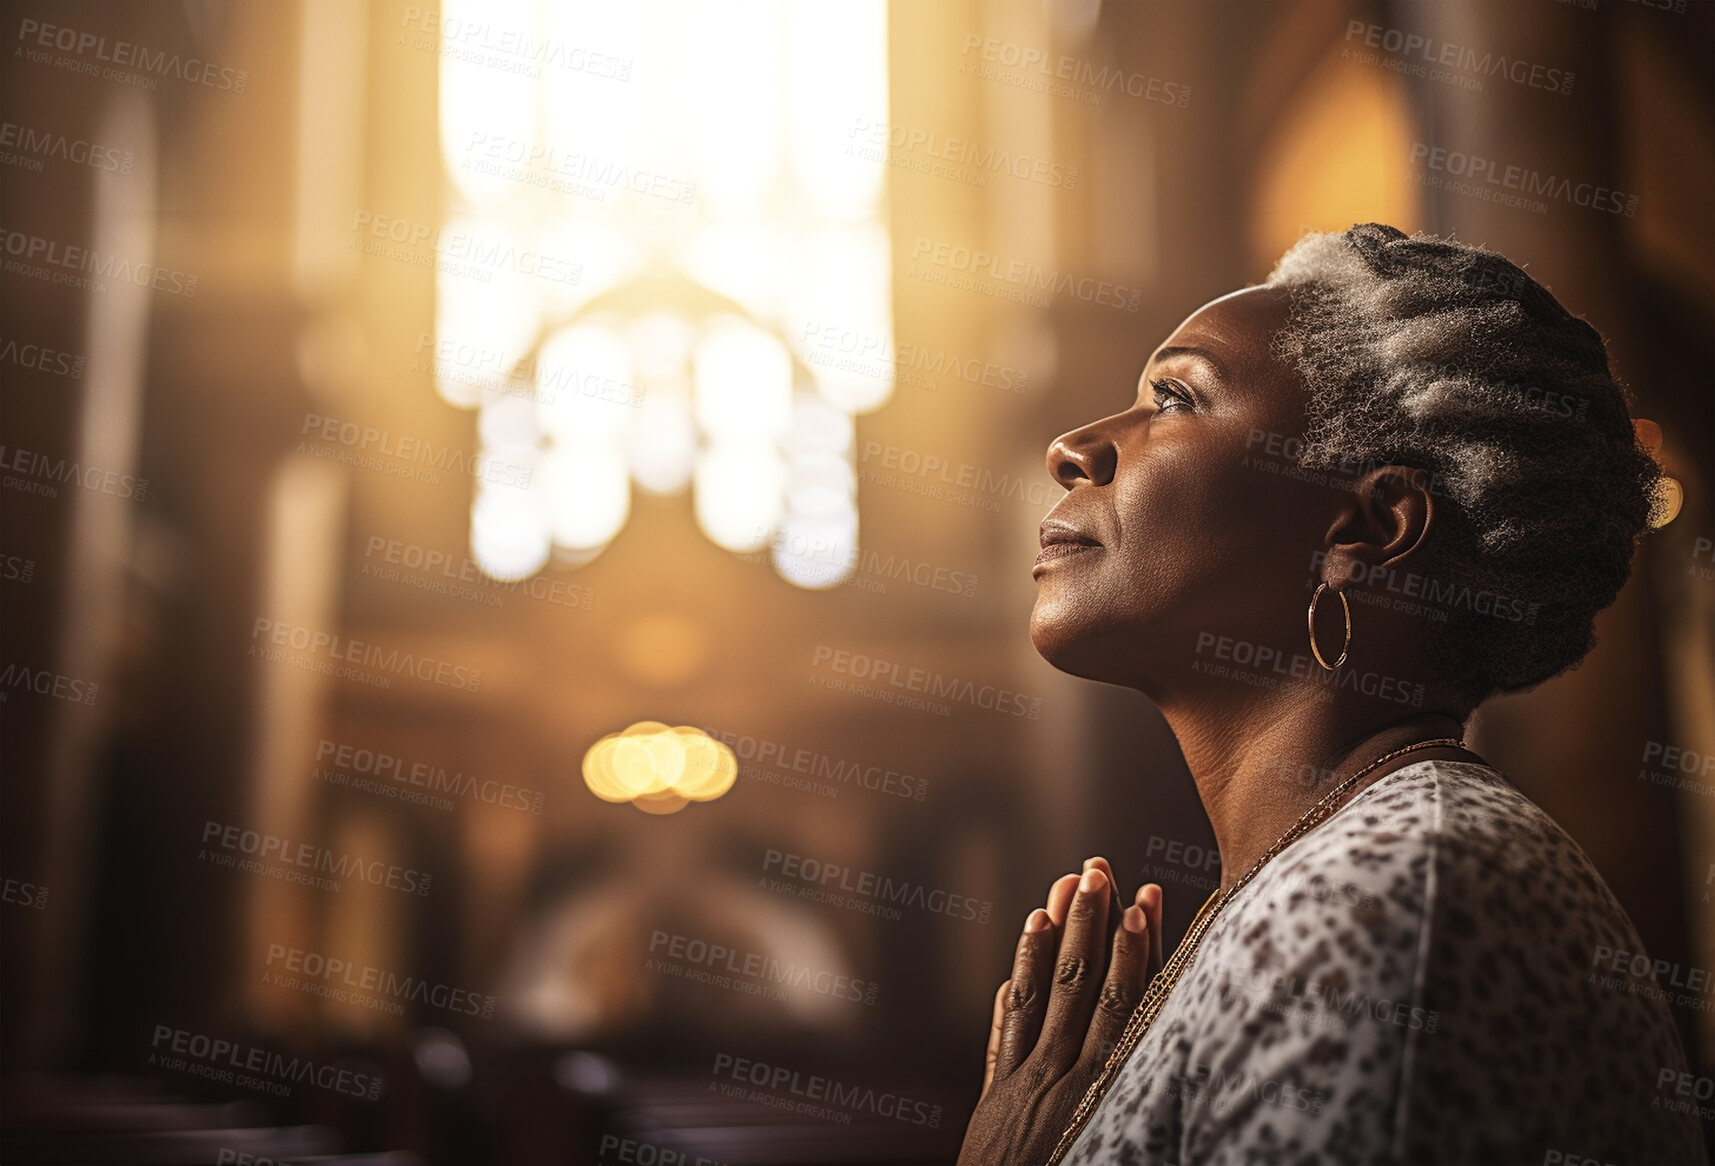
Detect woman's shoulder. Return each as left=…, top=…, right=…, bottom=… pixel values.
left=1239, top=756, right=1663, bottom=1011
left=1267, top=757, right=1603, bottom=900
left=1212, top=757, right=1706, bottom=1165
left=1147, top=759, right=1707, bottom=1166
left=1240, top=757, right=1649, bottom=990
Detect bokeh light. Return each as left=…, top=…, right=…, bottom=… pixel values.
left=580, top=723, right=737, bottom=813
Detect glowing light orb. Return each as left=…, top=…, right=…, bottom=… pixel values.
left=580, top=723, right=737, bottom=813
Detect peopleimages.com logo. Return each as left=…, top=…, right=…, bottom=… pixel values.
left=1409, top=143, right=1638, bottom=217
left=809, top=645, right=1043, bottom=719
left=1342, top=19, right=1575, bottom=96
left=0, top=228, right=197, bottom=295
left=709, top=1052, right=943, bottom=1128
left=908, top=237, right=1142, bottom=312
left=200, top=819, right=433, bottom=897
left=264, top=944, right=496, bottom=1018
left=15, top=18, right=249, bottom=93
left=149, top=1024, right=380, bottom=1100
left=761, top=849, right=993, bottom=925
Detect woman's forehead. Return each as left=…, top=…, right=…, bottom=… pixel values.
left=1154, top=285, right=1293, bottom=363
left=1147, top=285, right=1302, bottom=403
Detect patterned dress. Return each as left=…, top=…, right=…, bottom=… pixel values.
left=1062, top=760, right=1709, bottom=1165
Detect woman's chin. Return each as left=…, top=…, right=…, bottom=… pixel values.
left=1029, top=605, right=1114, bottom=681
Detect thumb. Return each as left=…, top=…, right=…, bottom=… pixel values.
left=981, top=979, right=1009, bottom=1100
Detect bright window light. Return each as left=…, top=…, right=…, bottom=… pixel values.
left=438, top=0, right=890, bottom=586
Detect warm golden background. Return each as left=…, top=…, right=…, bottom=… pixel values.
left=3, top=0, right=1711, bottom=1162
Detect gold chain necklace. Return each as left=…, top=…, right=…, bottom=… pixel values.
left=1043, top=736, right=1466, bottom=1165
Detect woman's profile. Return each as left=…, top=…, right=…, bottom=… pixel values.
left=957, top=223, right=1706, bottom=1165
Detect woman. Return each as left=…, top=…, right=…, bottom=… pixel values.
left=958, top=224, right=1706, bottom=1165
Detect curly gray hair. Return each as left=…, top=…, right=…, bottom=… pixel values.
left=1264, top=222, right=1660, bottom=707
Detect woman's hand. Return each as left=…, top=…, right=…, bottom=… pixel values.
left=958, top=858, right=1164, bottom=1166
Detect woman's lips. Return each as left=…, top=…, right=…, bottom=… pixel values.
left=1034, top=520, right=1101, bottom=572
left=1033, top=541, right=1100, bottom=570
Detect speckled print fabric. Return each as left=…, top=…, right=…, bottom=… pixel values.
left=1063, top=760, right=1708, bottom=1166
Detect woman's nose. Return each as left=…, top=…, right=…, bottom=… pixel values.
left=1046, top=420, right=1118, bottom=489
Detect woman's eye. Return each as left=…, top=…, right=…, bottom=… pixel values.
left=1149, top=378, right=1192, bottom=413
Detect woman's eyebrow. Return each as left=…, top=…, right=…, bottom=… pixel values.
left=1147, top=345, right=1225, bottom=379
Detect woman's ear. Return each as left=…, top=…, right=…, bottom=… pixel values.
left=1316, top=466, right=1436, bottom=588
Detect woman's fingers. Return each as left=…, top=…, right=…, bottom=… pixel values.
left=980, top=979, right=1008, bottom=1099
left=1140, top=883, right=1165, bottom=979
left=1044, top=872, right=1081, bottom=927
left=1033, top=866, right=1113, bottom=1068
left=1046, top=856, right=1111, bottom=926
left=992, top=909, right=1058, bottom=1080
left=990, top=862, right=1149, bottom=1086
left=1080, top=899, right=1152, bottom=1067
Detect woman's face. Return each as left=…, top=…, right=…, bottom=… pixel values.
left=1029, top=285, right=1328, bottom=693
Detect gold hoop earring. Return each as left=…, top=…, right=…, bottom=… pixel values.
left=1307, top=582, right=1351, bottom=670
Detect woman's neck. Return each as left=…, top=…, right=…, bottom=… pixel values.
left=1158, top=698, right=1471, bottom=893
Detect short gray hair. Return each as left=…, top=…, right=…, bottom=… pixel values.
left=1264, top=223, right=1659, bottom=706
